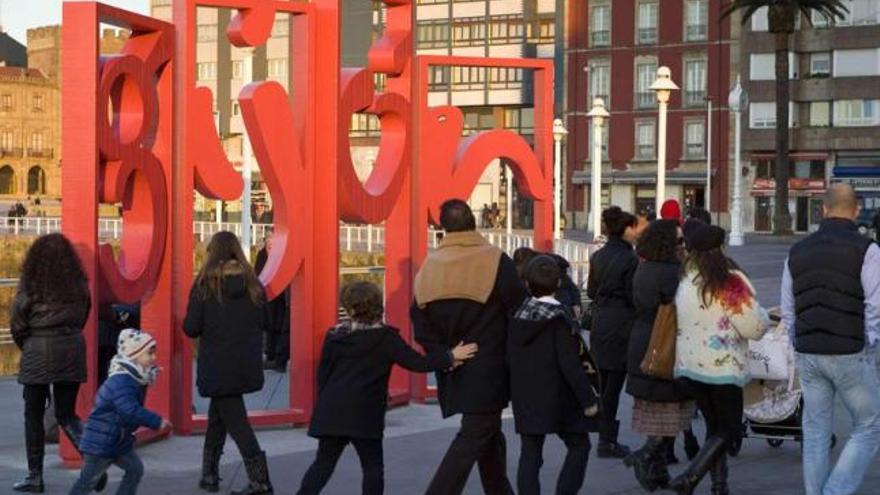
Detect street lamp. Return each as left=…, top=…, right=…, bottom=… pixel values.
left=240, top=47, right=255, bottom=260
left=586, top=98, right=610, bottom=242
left=552, top=118, right=568, bottom=241
left=728, top=75, right=748, bottom=246
left=650, top=66, right=679, bottom=215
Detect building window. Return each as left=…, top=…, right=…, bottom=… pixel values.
left=635, top=120, right=656, bottom=159
left=635, top=60, right=657, bottom=109
left=684, top=120, right=705, bottom=158
left=417, top=20, right=450, bottom=49
left=503, top=107, right=534, bottom=134
left=488, top=15, right=525, bottom=45
left=232, top=61, right=243, bottom=80
left=591, top=4, right=611, bottom=47
left=272, top=17, right=290, bottom=38
left=838, top=0, right=880, bottom=26
left=810, top=101, right=831, bottom=127
left=751, top=6, right=769, bottom=31
left=749, top=52, right=798, bottom=80
left=684, top=0, right=708, bottom=41
left=452, top=66, right=487, bottom=91
left=0, top=131, right=13, bottom=149
left=589, top=59, right=610, bottom=106
left=834, top=99, right=880, bottom=126
left=27, top=166, right=45, bottom=195
left=268, top=58, right=288, bottom=80
left=453, top=17, right=486, bottom=47
left=684, top=58, right=707, bottom=107
left=429, top=66, right=450, bottom=91
left=811, top=10, right=833, bottom=28
left=197, top=24, right=217, bottom=42
left=527, top=16, right=555, bottom=43
left=1, top=94, right=12, bottom=110
left=637, top=2, right=659, bottom=45
left=32, top=94, right=43, bottom=111
left=350, top=114, right=381, bottom=138
left=810, top=52, right=832, bottom=77
left=750, top=102, right=799, bottom=128
left=197, top=62, right=216, bottom=80
left=833, top=48, right=880, bottom=77
left=30, top=132, right=43, bottom=151
left=488, top=67, right=523, bottom=90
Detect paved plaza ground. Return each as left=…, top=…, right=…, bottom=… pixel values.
left=1, top=237, right=878, bottom=494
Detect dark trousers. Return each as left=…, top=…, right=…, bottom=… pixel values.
left=517, top=433, right=591, bottom=495
left=204, top=396, right=262, bottom=459
left=598, top=369, right=627, bottom=443
left=297, top=437, right=383, bottom=495
left=425, top=412, right=513, bottom=495
left=68, top=451, right=143, bottom=495
left=23, top=382, right=79, bottom=463
left=687, top=380, right=743, bottom=445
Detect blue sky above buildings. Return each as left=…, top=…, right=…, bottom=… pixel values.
left=2, top=0, right=150, bottom=45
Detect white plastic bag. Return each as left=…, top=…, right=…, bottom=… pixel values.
left=747, top=321, right=792, bottom=381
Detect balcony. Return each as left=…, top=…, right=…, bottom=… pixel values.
left=591, top=30, right=610, bottom=47
left=686, top=24, right=707, bottom=41
left=638, top=28, right=658, bottom=45
left=27, top=148, right=53, bottom=159
left=684, top=90, right=707, bottom=107
left=636, top=92, right=655, bottom=109
left=0, top=148, right=22, bottom=158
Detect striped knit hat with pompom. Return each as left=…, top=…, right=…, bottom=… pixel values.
left=116, top=328, right=156, bottom=360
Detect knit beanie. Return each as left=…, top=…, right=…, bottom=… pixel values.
left=660, top=199, right=682, bottom=224
left=117, top=328, right=156, bottom=360
left=690, top=225, right=726, bottom=252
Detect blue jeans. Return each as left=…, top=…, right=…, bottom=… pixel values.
left=799, top=348, right=880, bottom=495
left=68, top=451, right=144, bottom=495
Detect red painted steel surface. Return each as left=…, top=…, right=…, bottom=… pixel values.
left=62, top=0, right=555, bottom=450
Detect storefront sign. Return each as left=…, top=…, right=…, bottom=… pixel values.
left=751, top=178, right=825, bottom=196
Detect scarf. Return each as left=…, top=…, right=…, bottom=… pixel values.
left=414, top=230, right=503, bottom=308
left=108, top=355, right=159, bottom=386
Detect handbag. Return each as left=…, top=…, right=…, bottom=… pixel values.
left=747, top=321, right=792, bottom=381
left=640, top=303, right=678, bottom=380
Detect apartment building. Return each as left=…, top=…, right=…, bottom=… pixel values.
left=566, top=0, right=735, bottom=229
left=151, top=0, right=564, bottom=227
left=741, top=0, right=880, bottom=233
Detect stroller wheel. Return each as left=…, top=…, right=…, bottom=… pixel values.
left=767, top=439, right=784, bottom=448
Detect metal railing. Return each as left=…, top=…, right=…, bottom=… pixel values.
left=591, top=30, right=610, bottom=47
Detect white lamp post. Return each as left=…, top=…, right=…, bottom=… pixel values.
left=650, top=66, right=679, bottom=215
left=552, top=118, right=568, bottom=241
left=586, top=98, right=609, bottom=242
left=728, top=75, right=748, bottom=246
left=240, top=47, right=255, bottom=259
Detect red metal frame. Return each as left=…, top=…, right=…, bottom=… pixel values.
left=61, top=1, right=555, bottom=454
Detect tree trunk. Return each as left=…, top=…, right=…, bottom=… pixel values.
left=771, top=22, right=793, bottom=235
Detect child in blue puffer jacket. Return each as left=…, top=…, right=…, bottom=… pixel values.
left=69, top=329, right=170, bottom=495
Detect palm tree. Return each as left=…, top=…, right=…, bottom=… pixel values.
left=722, top=0, right=847, bottom=235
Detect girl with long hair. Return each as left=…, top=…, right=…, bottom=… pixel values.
left=184, top=231, right=272, bottom=495
left=11, top=233, right=98, bottom=493
left=669, top=225, right=768, bottom=495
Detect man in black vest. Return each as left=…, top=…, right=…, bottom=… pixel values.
left=412, top=199, right=527, bottom=495
left=782, top=183, right=880, bottom=495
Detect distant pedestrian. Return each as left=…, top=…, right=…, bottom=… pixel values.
left=586, top=207, right=639, bottom=458
left=660, top=199, right=682, bottom=224
left=296, top=282, right=477, bottom=495
left=782, top=183, right=880, bottom=495
left=509, top=255, right=600, bottom=495
left=184, top=231, right=273, bottom=495
left=69, top=329, right=170, bottom=495
left=11, top=233, right=99, bottom=493
left=670, top=224, right=769, bottom=494
left=624, top=220, right=694, bottom=491
left=412, top=199, right=528, bottom=494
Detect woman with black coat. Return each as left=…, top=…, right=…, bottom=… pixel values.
left=184, top=231, right=272, bottom=495
left=586, top=206, right=639, bottom=458
left=11, top=234, right=94, bottom=493
left=623, top=220, right=696, bottom=491
left=298, top=282, right=476, bottom=494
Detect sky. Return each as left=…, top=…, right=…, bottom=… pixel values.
left=2, top=0, right=150, bottom=45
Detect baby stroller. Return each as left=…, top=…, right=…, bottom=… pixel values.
left=739, top=315, right=836, bottom=451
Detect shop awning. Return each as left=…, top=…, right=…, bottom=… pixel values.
left=749, top=152, right=829, bottom=161
left=572, top=170, right=707, bottom=185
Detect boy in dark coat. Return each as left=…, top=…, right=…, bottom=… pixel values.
left=69, top=329, right=169, bottom=495
left=510, top=255, right=601, bottom=495
left=297, top=282, right=477, bottom=495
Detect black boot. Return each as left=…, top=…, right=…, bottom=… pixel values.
left=709, top=453, right=729, bottom=495
left=683, top=429, right=700, bottom=461
left=624, top=436, right=667, bottom=492
left=667, top=436, right=727, bottom=495
left=61, top=420, right=108, bottom=493
left=665, top=437, right=679, bottom=465
left=231, top=451, right=273, bottom=495
left=199, top=446, right=223, bottom=492
left=598, top=421, right=631, bottom=459
left=13, top=448, right=44, bottom=493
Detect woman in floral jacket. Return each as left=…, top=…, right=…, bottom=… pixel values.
left=669, top=225, right=769, bottom=495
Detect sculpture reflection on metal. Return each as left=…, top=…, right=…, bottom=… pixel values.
left=62, top=0, right=554, bottom=459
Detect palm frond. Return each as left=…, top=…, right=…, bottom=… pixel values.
left=721, top=0, right=775, bottom=24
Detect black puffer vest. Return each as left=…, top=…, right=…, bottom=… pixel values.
left=789, top=218, right=871, bottom=355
